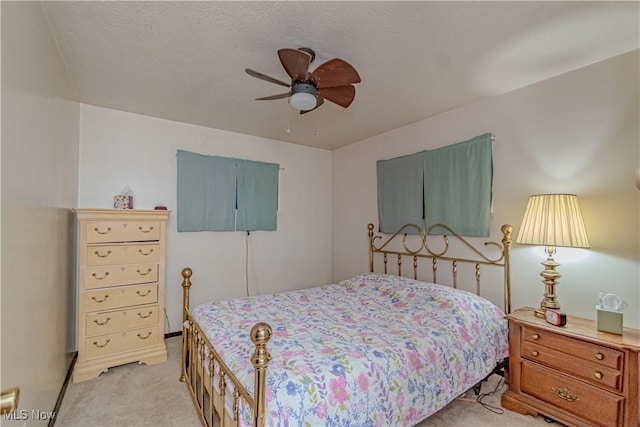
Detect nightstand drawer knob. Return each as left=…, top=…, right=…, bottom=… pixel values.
left=594, top=371, right=603, bottom=379
left=595, top=352, right=604, bottom=360
left=531, top=350, right=539, bottom=357
left=532, top=334, right=540, bottom=340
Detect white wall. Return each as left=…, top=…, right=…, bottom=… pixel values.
left=78, top=105, right=333, bottom=333
left=1, top=2, right=80, bottom=424
left=333, top=50, right=639, bottom=328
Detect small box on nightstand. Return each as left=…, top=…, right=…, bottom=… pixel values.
left=596, top=308, right=623, bottom=335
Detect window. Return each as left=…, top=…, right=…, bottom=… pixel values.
left=377, top=133, right=493, bottom=237
left=176, top=150, right=279, bottom=232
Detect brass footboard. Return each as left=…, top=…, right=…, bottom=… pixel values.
left=180, top=268, right=271, bottom=427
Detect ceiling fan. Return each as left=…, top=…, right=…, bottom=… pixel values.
left=245, top=48, right=361, bottom=113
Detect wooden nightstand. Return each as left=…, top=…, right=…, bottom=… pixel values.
left=502, top=307, right=640, bottom=427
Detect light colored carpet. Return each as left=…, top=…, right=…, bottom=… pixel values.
left=56, top=336, right=555, bottom=427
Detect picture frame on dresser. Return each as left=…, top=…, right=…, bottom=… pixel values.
left=502, top=307, right=640, bottom=427
left=73, top=209, right=171, bottom=383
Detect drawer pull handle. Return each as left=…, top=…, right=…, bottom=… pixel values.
left=138, top=248, right=154, bottom=256
left=594, top=371, right=603, bottom=379
left=138, top=311, right=153, bottom=319
left=136, top=290, right=152, bottom=297
left=93, top=317, right=111, bottom=326
left=94, top=227, right=111, bottom=235
left=532, top=334, right=540, bottom=340
left=595, top=352, right=604, bottom=360
left=552, top=386, right=579, bottom=402
left=93, top=339, right=110, bottom=348
left=137, top=332, right=152, bottom=340
left=91, top=295, right=109, bottom=303
left=531, top=350, right=539, bottom=357
left=94, top=250, right=112, bottom=258
left=136, top=268, right=152, bottom=276
left=91, top=272, right=110, bottom=280
left=138, top=226, right=154, bottom=233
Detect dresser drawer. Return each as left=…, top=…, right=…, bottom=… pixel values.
left=521, top=361, right=624, bottom=426
left=86, top=244, right=160, bottom=267
left=84, top=263, right=158, bottom=289
left=523, top=326, right=622, bottom=369
left=86, top=221, right=160, bottom=243
left=85, top=304, right=160, bottom=336
left=83, top=284, right=158, bottom=312
left=85, top=326, right=160, bottom=359
left=522, top=340, right=622, bottom=391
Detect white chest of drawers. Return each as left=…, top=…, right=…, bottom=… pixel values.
left=73, top=209, right=171, bottom=382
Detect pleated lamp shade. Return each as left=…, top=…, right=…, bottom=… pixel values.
left=516, top=194, right=590, bottom=249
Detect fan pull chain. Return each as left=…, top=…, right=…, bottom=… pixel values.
left=315, top=108, right=320, bottom=136
left=286, top=107, right=292, bottom=134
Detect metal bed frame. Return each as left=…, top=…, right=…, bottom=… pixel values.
left=179, top=222, right=513, bottom=427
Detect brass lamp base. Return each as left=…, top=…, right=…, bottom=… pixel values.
left=534, top=246, right=561, bottom=319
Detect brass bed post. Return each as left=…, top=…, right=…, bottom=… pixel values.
left=250, top=322, right=272, bottom=427
left=208, top=352, right=215, bottom=426
left=501, top=224, right=513, bottom=314
left=180, top=267, right=193, bottom=382
left=368, top=223, right=375, bottom=272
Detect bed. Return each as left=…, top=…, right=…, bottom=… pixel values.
left=179, top=223, right=514, bottom=427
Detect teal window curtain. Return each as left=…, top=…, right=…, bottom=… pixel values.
left=423, top=133, right=493, bottom=236
left=376, top=152, right=424, bottom=234
left=177, top=150, right=279, bottom=232
left=176, top=150, right=236, bottom=231
left=236, top=159, right=279, bottom=231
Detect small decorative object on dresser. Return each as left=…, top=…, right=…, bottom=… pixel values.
left=73, top=208, right=171, bottom=382
left=502, top=307, right=640, bottom=427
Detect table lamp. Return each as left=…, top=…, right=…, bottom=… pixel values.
left=516, top=194, right=590, bottom=318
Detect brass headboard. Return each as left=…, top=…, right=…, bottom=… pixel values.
left=368, top=223, right=513, bottom=314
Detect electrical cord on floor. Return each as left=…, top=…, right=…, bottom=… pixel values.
left=476, top=375, right=506, bottom=414
left=165, top=309, right=171, bottom=333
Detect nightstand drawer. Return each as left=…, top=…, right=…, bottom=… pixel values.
left=83, top=284, right=158, bottom=312
left=523, top=326, right=622, bottom=369
left=84, top=263, right=158, bottom=289
left=85, top=305, right=160, bottom=336
left=522, top=340, right=622, bottom=391
left=86, top=244, right=160, bottom=266
left=86, top=221, right=161, bottom=243
left=521, top=361, right=624, bottom=426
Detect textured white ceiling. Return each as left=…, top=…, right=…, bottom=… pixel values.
left=42, top=1, right=639, bottom=150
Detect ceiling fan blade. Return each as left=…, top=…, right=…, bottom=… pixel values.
left=309, top=59, right=361, bottom=88
left=278, top=48, right=312, bottom=82
left=318, top=85, right=356, bottom=108
left=300, top=95, right=325, bottom=114
left=255, top=92, right=290, bottom=101
left=245, top=68, right=290, bottom=88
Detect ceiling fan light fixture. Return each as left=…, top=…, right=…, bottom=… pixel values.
left=289, top=83, right=317, bottom=111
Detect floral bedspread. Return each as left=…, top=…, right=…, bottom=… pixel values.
left=191, top=273, right=508, bottom=426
